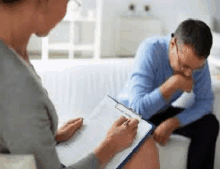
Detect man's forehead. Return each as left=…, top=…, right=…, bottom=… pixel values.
left=178, top=44, right=206, bottom=68
left=178, top=43, right=203, bottom=58
left=178, top=43, right=194, bottom=53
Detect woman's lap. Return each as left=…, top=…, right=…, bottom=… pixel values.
left=122, top=136, right=159, bottom=169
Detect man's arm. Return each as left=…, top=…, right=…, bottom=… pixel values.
left=160, top=76, right=179, bottom=100
left=4, top=105, right=102, bottom=169
left=160, top=72, right=194, bottom=100
left=174, top=63, right=214, bottom=127
left=128, top=39, right=168, bottom=120
left=159, top=63, right=213, bottom=128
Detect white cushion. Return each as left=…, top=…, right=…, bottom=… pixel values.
left=208, top=56, right=220, bottom=75
left=157, top=134, right=190, bottom=169
left=0, top=155, right=36, bottom=169
left=210, top=32, right=220, bottom=56
left=32, top=59, right=134, bottom=127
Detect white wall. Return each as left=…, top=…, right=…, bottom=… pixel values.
left=213, top=0, right=218, bottom=19
left=27, top=0, right=215, bottom=57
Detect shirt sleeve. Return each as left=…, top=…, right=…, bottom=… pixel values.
left=3, top=99, right=63, bottom=169
left=2, top=81, right=101, bottom=169
left=69, top=153, right=101, bottom=169
left=128, top=40, right=167, bottom=120
left=175, top=62, right=214, bottom=127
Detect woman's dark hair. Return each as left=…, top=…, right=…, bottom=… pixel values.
left=0, top=0, right=47, bottom=6
left=172, top=18, right=213, bottom=59
left=0, top=0, right=22, bottom=4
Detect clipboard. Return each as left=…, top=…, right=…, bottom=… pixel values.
left=108, top=95, right=142, bottom=120
left=56, top=95, right=155, bottom=169
left=107, top=95, right=155, bottom=168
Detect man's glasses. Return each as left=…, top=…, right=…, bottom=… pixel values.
left=175, top=41, right=206, bottom=74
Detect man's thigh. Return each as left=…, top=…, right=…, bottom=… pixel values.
left=173, top=113, right=219, bottom=139
left=148, top=106, right=184, bottom=127
left=148, top=107, right=219, bottom=139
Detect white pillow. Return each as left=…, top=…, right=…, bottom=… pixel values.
left=0, top=155, right=36, bottom=169
left=208, top=56, right=220, bottom=75
left=210, top=31, right=220, bottom=56
left=157, top=134, right=190, bottom=169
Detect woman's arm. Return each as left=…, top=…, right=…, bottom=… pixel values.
left=57, top=117, right=139, bottom=169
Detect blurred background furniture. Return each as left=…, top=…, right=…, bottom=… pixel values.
left=41, top=0, right=102, bottom=60
left=28, top=0, right=215, bottom=59
left=115, top=14, right=162, bottom=57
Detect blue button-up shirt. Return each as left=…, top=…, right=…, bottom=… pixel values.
left=117, top=35, right=214, bottom=127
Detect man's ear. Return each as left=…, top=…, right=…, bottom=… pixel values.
left=170, top=38, right=175, bottom=51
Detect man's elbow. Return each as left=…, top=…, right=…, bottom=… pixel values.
left=129, top=98, right=152, bottom=119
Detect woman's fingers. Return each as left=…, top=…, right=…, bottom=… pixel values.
left=67, top=118, right=83, bottom=124
left=57, top=119, right=83, bottom=142
left=115, top=116, right=128, bottom=126
left=132, top=126, right=138, bottom=132
left=67, top=119, right=83, bottom=134
left=127, top=118, right=139, bottom=129
left=132, top=128, right=138, bottom=138
left=61, top=118, right=83, bottom=129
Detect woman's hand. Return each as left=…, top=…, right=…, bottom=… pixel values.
left=94, top=116, right=139, bottom=165
left=106, top=116, right=139, bottom=152
left=55, top=118, right=83, bottom=143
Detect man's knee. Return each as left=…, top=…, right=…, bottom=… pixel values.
left=203, top=114, right=219, bottom=137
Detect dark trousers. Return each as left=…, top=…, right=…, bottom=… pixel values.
left=148, top=106, right=219, bottom=169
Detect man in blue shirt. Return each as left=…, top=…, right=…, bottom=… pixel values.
left=117, top=19, right=219, bottom=169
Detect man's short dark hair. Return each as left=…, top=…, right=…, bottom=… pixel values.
left=172, top=18, right=213, bottom=59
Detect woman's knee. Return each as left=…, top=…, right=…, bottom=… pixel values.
left=130, top=136, right=159, bottom=160
left=142, top=136, right=158, bottom=152
left=123, top=136, right=159, bottom=169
